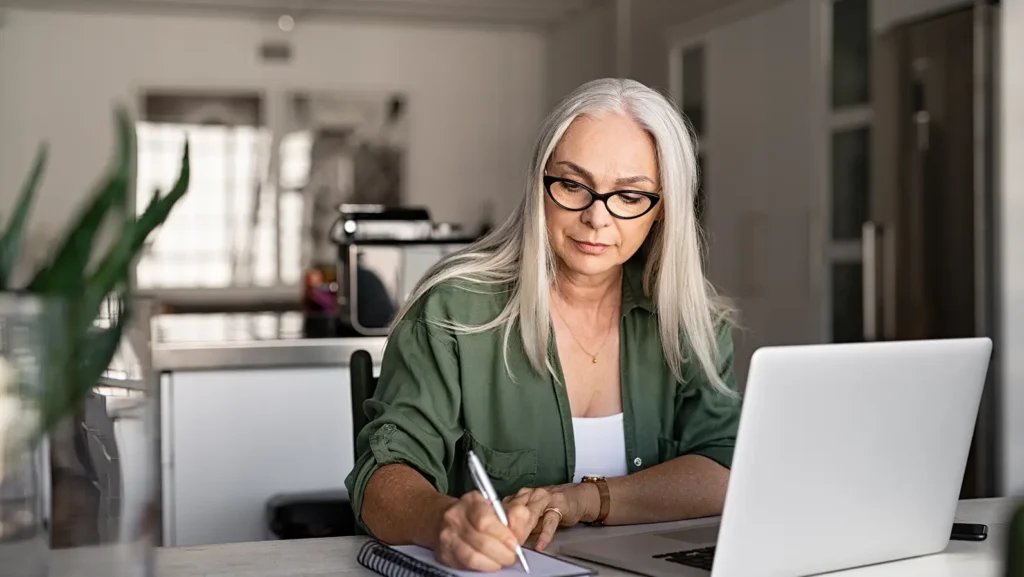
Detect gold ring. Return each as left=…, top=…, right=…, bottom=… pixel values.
left=544, top=507, right=563, bottom=522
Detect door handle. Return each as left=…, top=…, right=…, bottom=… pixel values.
left=862, top=222, right=882, bottom=341
left=912, top=58, right=930, bottom=152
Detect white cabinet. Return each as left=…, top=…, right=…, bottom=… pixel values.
left=161, top=366, right=361, bottom=547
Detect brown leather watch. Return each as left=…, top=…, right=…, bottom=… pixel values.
left=581, top=475, right=610, bottom=525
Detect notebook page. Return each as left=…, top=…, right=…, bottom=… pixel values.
left=391, top=545, right=595, bottom=577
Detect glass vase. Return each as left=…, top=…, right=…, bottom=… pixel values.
left=0, top=294, right=55, bottom=577
left=0, top=293, right=159, bottom=577
left=46, top=296, right=159, bottom=577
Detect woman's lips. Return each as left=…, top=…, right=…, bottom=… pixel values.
left=572, top=239, right=610, bottom=255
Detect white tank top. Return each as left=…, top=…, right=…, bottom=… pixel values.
left=571, top=413, right=628, bottom=482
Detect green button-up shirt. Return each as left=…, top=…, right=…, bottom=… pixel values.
left=344, top=258, right=742, bottom=528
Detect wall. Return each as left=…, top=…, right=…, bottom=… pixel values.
left=643, top=0, right=974, bottom=96
left=871, top=0, right=972, bottom=32
left=999, top=0, right=1024, bottom=497
left=0, top=9, right=546, bottom=250
left=696, top=0, right=820, bottom=385
left=545, top=1, right=615, bottom=107
left=629, top=0, right=749, bottom=94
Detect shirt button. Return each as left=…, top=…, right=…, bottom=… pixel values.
left=633, top=457, right=642, bottom=467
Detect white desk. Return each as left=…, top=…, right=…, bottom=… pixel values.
left=48, top=497, right=1016, bottom=576
left=548, top=497, right=1013, bottom=577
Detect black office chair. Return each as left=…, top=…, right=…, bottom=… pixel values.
left=349, top=349, right=378, bottom=456
left=264, top=350, right=378, bottom=540
left=348, top=349, right=378, bottom=536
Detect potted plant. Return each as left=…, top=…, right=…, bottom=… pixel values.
left=0, top=107, right=189, bottom=576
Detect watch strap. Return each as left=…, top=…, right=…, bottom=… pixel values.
left=583, top=476, right=610, bottom=524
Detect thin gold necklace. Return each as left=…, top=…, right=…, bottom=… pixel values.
left=551, top=299, right=614, bottom=364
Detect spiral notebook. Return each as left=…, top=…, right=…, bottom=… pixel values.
left=357, top=539, right=597, bottom=577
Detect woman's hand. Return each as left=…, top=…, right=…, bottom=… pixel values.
left=502, top=483, right=597, bottom=551
left=431, top=490, right=531, bottom=571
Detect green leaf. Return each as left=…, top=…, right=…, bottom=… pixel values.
left=77, top=140, right=189, bottom=335
left=36, top=300, right=131, bottom=436
left=28, top=107, right=134, bottom=293
left=147, top=187, right=160, bottom=213
left=0, top=144, right=48, bottom=289
left=111, top=107, right=134, bottom=212
left=14, top=109, right=189, bottom=443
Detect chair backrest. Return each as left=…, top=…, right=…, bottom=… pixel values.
left=349, top=350, right=378, bottom=536
left=349, top=349, right=378, bottom=456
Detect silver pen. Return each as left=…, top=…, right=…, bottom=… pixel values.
left=466, top=450, right=531, bottom=573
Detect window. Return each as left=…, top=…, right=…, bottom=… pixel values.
left=136, top=122, right=285, bottom=288
left=134, top=94, right=305, bottom=290
left=682, top=45, right=706, bottom=138
left=134, top=89, right=406, bottom=313
left=824, top=0, right=872, bottom=342
left=830, top=126, right=871, bottom=240
left=831, top=0, right=871, bottom=108
left=677, top=43, right=709, bottom=232
left=830, top=262, right=864, bottom=343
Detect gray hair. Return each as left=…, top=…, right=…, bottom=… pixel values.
left=393, top=78, right=735, bottom=396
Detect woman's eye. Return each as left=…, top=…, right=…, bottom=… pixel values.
left=619, top=193, right=643, bottom=204
left=563, top=181, right=583, bottom=191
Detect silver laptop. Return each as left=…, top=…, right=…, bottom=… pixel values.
left=560, top=338, right=992, bottom=577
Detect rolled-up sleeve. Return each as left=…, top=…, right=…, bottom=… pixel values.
left=674, top=323, right=743, bottom=469
left=344, top=316, right=462, bottom=530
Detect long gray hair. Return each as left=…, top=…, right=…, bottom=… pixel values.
left=393, top=78, right=734, bottom=395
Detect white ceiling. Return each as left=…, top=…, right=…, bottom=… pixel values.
left=0, top=0, right=602, bottom=26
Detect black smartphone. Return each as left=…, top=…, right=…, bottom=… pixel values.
left=951, top=522, right=988, bottom=541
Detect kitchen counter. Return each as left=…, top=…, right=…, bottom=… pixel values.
left=152, top=336, right=388, bottom=371
left=146, top=311, right=388, bottom=371
left=151, top=321, right=388, bottom=547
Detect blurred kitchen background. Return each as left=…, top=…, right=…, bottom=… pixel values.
left=0, top=0, right=1020, bottom=552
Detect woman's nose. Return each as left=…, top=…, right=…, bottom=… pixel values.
left=581, top=199, right=614, bottom=228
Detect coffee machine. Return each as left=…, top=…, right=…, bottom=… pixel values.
left=323, top=205, right=475, bottom=336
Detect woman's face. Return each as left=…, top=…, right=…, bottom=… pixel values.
left=544, top=113, right=661, bottom=279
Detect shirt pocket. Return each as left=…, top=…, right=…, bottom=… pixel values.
left=463, top=430, right=538, bottom=497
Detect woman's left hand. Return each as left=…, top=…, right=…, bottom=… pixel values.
left=501, top=483, right=597, bottom=551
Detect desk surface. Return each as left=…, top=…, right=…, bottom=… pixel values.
left=50, top=497, right=1015, bottom=577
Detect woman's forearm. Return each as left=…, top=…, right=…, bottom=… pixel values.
left=361, top=463, right=457, bottom=547
left=599, top=455, right=730, bottom=525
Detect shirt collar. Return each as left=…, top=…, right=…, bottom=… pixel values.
left=621, top=255, right=655, bottom=315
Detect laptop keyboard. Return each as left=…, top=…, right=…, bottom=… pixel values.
left=653, top=546, right=716, bottom=570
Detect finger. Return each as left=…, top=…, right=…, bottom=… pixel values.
left=444, top=537, right=505, bottom=572
left=459, top=525, right=518, bottom=568
left=504, top=487, right=533, bottom=508
left=522, top=489, right=554, bottom=529
left=534, top=509, right=562, bottom=551
left=464, top=490, right=488, bottom=505
left=467, top=498, right=502, bottom=531
left=466, top=501, right=520, bottom=550
left=505, top=504, right=534, bottom=544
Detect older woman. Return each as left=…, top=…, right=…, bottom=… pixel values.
left=344, top=78, right=741, bottom=570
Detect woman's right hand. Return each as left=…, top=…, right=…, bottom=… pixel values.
left=432, top=491, right=532, bottom=571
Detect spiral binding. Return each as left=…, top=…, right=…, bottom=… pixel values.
left=357, top=540, right=455, bottom=577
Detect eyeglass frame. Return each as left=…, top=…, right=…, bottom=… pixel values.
left=542, top=175, right=662, bottom=220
